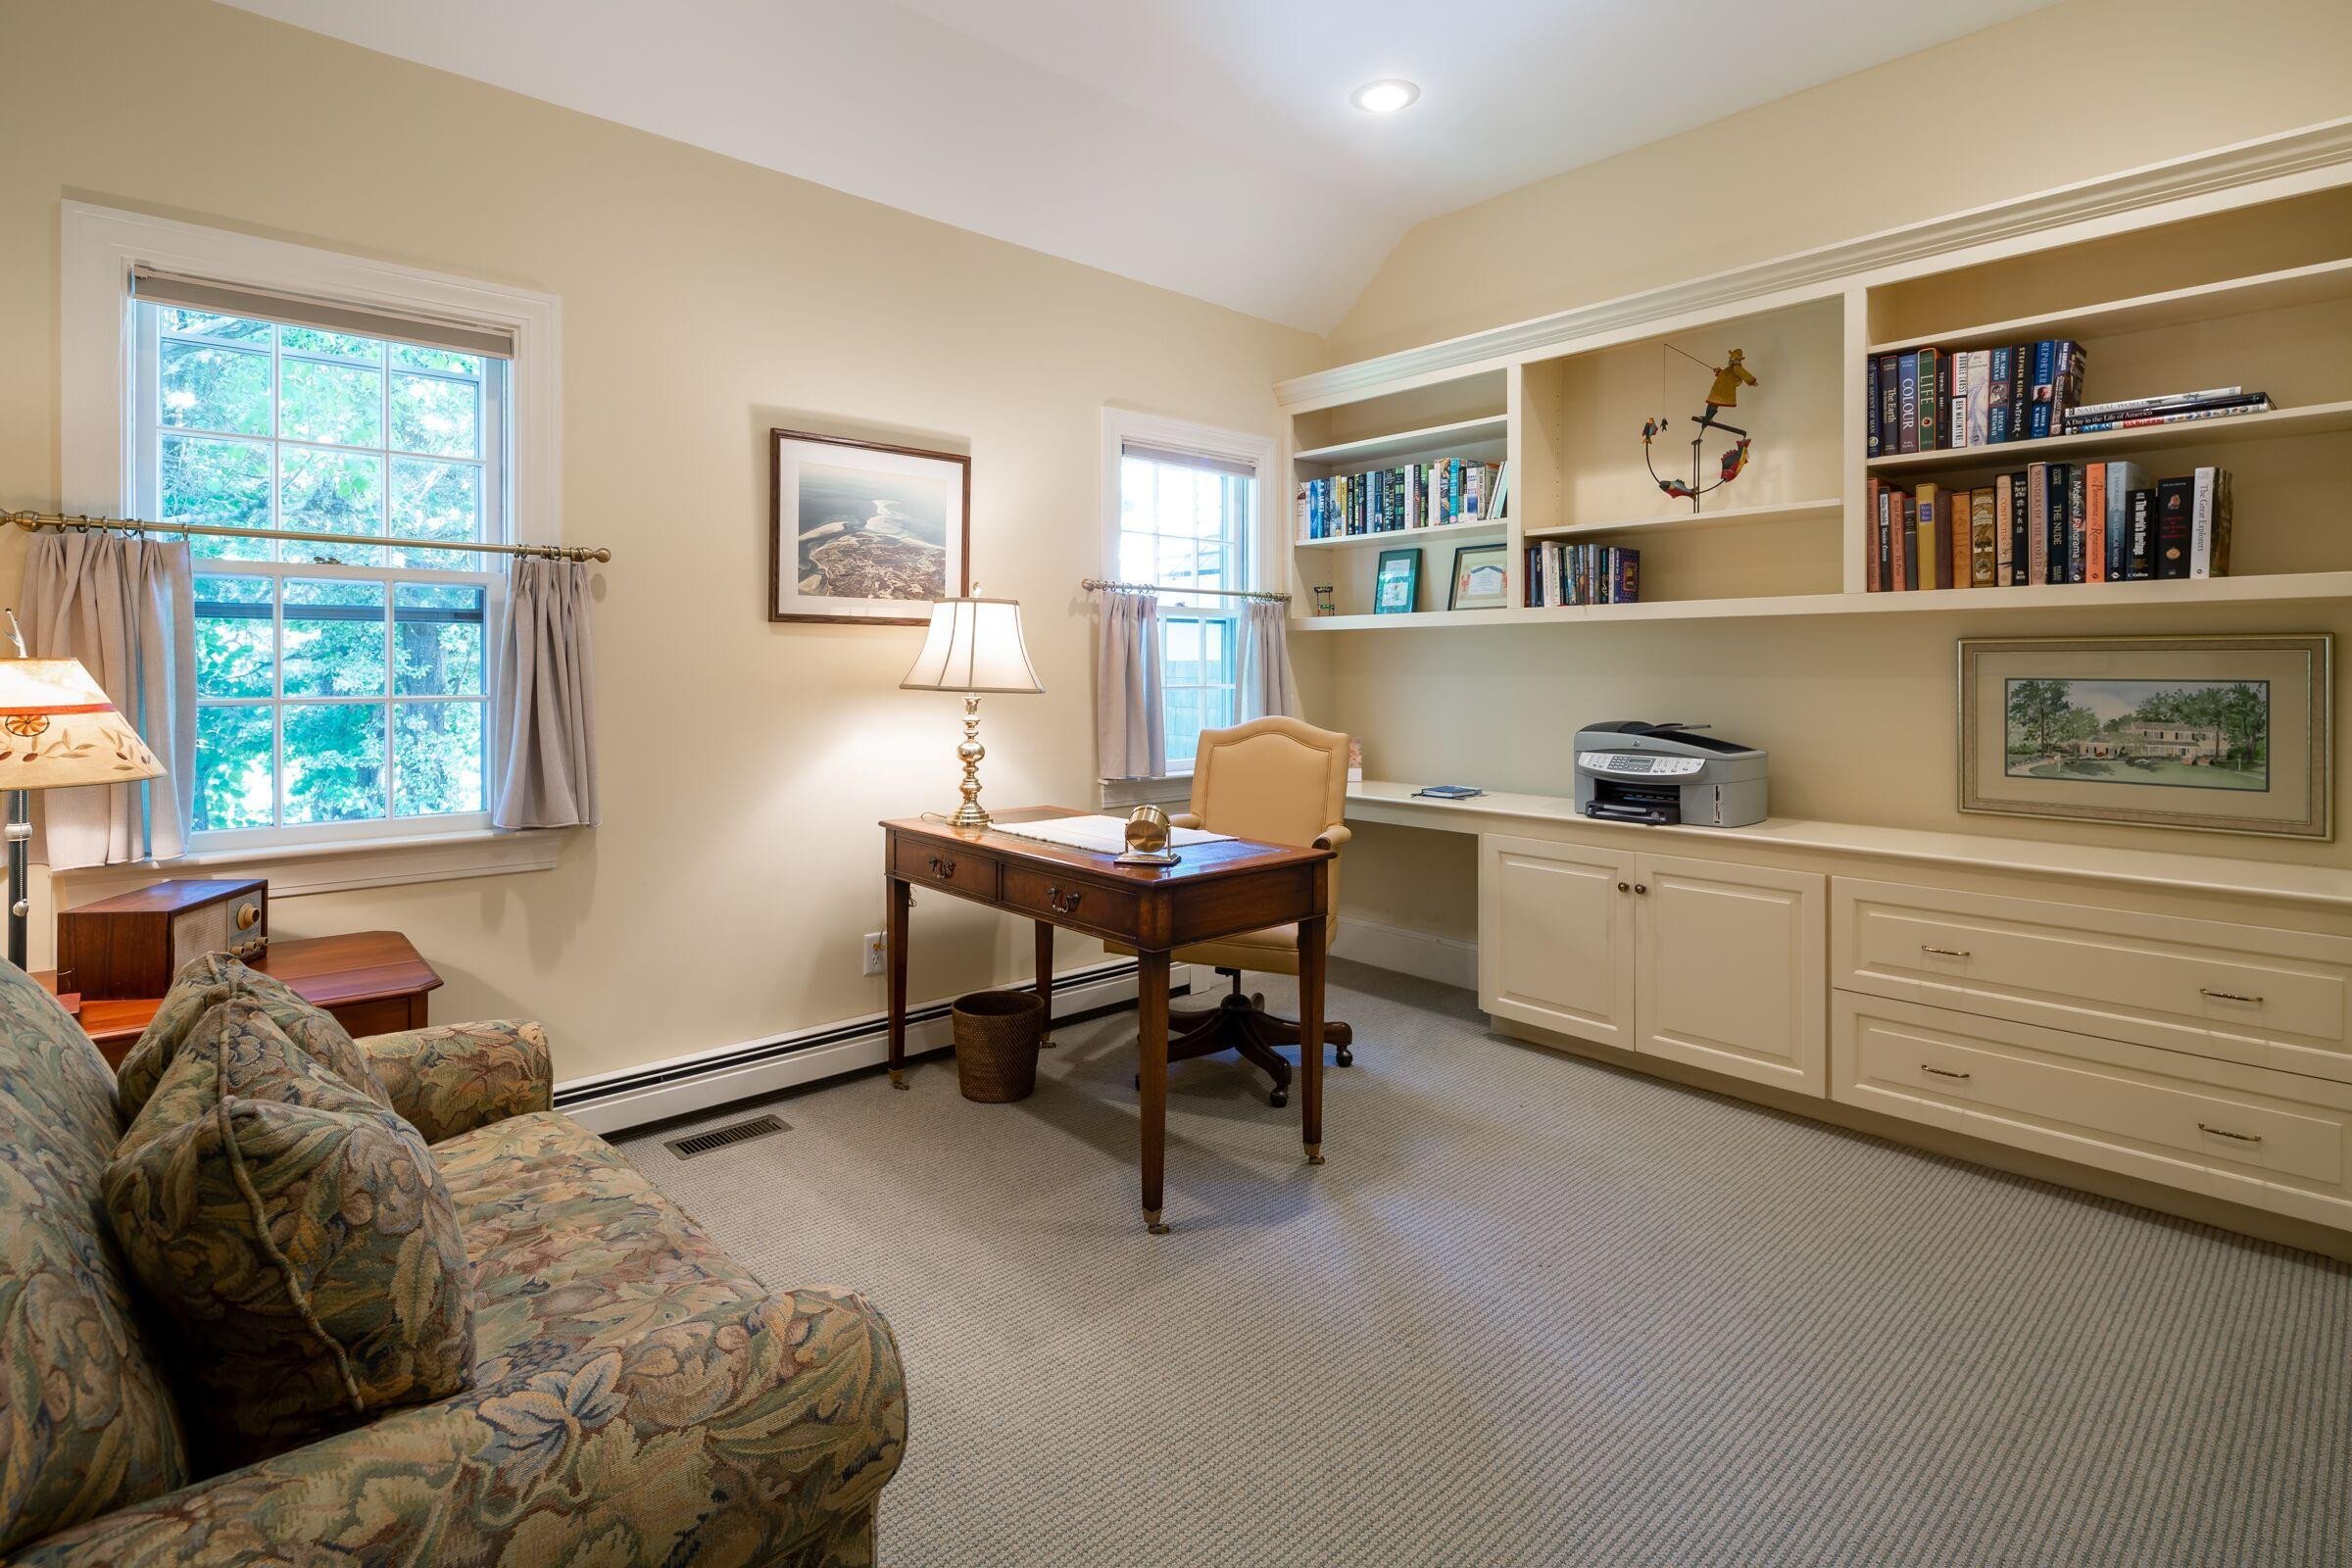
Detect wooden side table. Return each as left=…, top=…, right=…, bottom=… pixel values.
left=38, top=930, right=443, bottom=1068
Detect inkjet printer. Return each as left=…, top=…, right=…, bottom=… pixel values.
left=1573, top=720, right=1768, bottom=828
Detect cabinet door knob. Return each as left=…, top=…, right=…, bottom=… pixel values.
left=2197, top=1121, right=2263, bottom=1145
left=1633, top=883, right=1647, bottom=896
left=1616, top=881, right=1630, bottom=893
left=2199, top=988, right=2262, bottom=1005
left=1921, top=1063, right=1972, bottom=1082
left=1920, top=945, right=1971, bottom=959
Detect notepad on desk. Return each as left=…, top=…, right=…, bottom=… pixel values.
left=990, top=814, right=1234, bottom=856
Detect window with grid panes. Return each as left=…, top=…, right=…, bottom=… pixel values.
left=132, top=298, right=507, bottom=845
left=1113, top=442, right=1257, bottom=767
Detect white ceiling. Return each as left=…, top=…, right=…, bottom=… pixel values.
left=220, top=0, right=2059, bottom=332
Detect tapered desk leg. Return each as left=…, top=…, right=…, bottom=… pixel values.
left=1299, top=911, right=1327, bottom=1165
left=886, top=875, right=910, bottom=1090
left=1138, top=947, right=1171, bottom=1233
left=1035, top=920, right=1055, bottom=1047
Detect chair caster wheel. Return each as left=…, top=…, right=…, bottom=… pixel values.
left=1269, top=1088, right=1288, bottom=1108
left=1336, top=1048, right=1354, bottom=1067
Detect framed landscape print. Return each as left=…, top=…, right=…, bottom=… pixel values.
left=1958, top=634, right=2331, bottom=840
left=770, top=428, right=969, bottom=624
left=1374, top=548, right=1421, bottom=614
left=1448, top=543, right=1510, bottom=612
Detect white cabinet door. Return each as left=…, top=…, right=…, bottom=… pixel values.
left=1633, top=853, right=1826, bottom=1094
left=1479, top=833, right=1637, bottom=1045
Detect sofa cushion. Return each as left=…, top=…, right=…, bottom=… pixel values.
left=0, top=960, right=188, bottom=1554
left=115, top=953, right=388, bottom=1126
left=103, top=993, right=474, bottom=1470
left=432, top=1110, right=767, bottom=1379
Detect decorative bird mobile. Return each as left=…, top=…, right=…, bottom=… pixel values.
left=1642, top=345, right=1758, bottom=510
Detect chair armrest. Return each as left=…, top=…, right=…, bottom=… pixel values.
left=13, top=1287, right=907, bottom=1568
left=357, top=1019, right=552, bottom=1145
left=1314, top=822, right=1351, bottom=853
left=1169, top=811, right=1203, bottom=830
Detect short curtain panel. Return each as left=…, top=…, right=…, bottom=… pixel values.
left=1095, top=588, right=1166, bottom=781
left=493, top=557, right=599, bottom=829
left=1238, top=597, right=1298, bottom=722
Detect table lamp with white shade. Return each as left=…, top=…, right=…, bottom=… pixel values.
left=0, top=639, right=164, bottom=969
left=899, top=596, right=1042, bottom=831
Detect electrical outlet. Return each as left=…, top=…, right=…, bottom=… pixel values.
left=861, top=932, right=887, bottom=977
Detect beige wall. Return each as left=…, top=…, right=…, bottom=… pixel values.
left=1330, top=0, right=2352, bottom=362
left=0, top=0, right=1324, bottom=1080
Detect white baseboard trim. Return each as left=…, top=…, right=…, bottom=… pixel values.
left=1332, top=916, right=1477, bottom=991
left=557, top=960, right=1190, bottom=1135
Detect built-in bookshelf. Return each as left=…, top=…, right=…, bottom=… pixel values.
left=1277, top=158, right=2352, bottom=630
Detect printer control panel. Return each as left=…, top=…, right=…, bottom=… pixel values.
left=1579, top=751, right=1703, bottom=777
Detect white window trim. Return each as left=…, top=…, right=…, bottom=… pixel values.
left=1098, top=407, right=1276, bottom=784
left=57, top=203, right=564, bottom=892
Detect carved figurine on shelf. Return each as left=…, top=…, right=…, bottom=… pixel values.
left=1642, top=345, right=1760, bottom=512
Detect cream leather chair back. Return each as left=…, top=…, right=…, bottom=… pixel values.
left=1185, top=716, right=1349, bottom=920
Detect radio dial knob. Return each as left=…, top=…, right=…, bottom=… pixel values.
left=235, top=902, right=261, bottom=931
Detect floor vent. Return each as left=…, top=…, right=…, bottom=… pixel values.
left=665, top=1114, right=787, bottom=1159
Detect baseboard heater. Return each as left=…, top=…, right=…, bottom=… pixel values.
left=554, top=958, right=1182, bottom=1135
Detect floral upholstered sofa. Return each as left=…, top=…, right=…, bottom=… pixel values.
left=0, top=957, right=906, bottom=1566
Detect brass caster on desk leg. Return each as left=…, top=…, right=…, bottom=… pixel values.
left=1144, top=1207, right=1171, bottom=1236
left=889, top=1069, right=908, bottom=1092
left=1039, top=1035, right=1055, bottom=1049
left=1304, top=1142, right=1325, bottom=1167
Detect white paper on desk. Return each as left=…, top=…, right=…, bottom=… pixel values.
left=990, top=814, right=1234, bottom=856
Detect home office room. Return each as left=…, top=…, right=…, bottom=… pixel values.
left=1, top=1, right=2347, bottom=1564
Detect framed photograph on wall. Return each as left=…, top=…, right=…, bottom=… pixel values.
left=1957, top=634, right=2332, bottom=840
left=1374, top=548, right=1421, bottom=614
left=770, top=428, right=970, bottom=624
left=1447, top=543, right=1510, bottom=612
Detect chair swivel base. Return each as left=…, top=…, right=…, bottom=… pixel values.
left=1136, top=972, right=1352, bottom=1107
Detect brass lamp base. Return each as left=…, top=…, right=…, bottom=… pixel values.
left=944, top=694, right=993, bottom=830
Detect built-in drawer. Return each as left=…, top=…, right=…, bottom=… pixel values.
left=1832, top=992, right=2352, bottom=1230
left=891, top=838, right=1001, bottom=901
left=1002, top=864, right=1139, bottom=942
left=1833, top=879, right=2352, bottom=1084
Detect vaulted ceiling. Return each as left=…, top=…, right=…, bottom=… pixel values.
left=221, top=0, right=2059, bottom=331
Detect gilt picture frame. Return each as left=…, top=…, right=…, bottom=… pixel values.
left=770, top=428, right=970, bottom=624
left=1957, top=634, right=2331, bottom=840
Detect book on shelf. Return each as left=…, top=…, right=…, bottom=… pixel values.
left=1297, top=458, right=1507, bottom=539
left=1862, top=462, right=2232, bottom=590
left=1871, top=339, right=2090, bottom=452
left=2060, top=391, right=2272, bottom=434
left=1866, top=356, right=1881, bottom=459
left=1525, top=542, right=1640, bottom=608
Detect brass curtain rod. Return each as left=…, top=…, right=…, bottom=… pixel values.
left=1082, top=577, right=1289, bottom=605
left=3, top=510, right=612, bottom=564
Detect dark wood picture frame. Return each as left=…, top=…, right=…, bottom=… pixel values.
left=769, top=426, right=972, bottom=624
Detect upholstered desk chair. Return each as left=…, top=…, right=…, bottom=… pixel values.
left=1109, top=715, right=1353, bottom=1106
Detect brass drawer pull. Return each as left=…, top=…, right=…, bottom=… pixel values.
left=1920, top=945, right=1971, bottom=959
left=927, top=855, right=956, bottom=878
left=2198, top=1122, right=2263, bottom=1145
left=2199, top=988, right=2263, bottom=1005
left=1046, top=886, right=1082, bottom=916
left=1921, top=1064, right=1972, bottom=1082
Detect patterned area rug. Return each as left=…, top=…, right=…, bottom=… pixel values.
left=619, top=961, right=2349, bottom=1567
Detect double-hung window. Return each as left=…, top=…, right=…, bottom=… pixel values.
left=129, top=278, right=510, bottom=846
left=1106, top=416, right=1269, bottom=769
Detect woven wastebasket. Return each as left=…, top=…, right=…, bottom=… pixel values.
left=952, top=989, right=1044, bottom=1102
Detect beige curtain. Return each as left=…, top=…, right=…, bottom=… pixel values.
left=1094, top=589, right=1166, bottom=780
left=493, top=558, right=600, bottom=829
left=20, top=531, right=197, bottom=869
left=1238, top=598, right=1298, bottom=721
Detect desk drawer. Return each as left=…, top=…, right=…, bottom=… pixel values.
left=1834, top=879, right=2352, bottom=1083
left=1833, top=993, right=2352, bottom=1229
left=892, top=839, right=1001, bottom=901
left=1003, top=865, right=1138, bottom=941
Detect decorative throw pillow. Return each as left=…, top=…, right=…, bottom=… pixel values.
left=103, top=989, right=475, bottom=1470
left=116, top=952, right=388, bottom=1125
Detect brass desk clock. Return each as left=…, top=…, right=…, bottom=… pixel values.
left=1115, top=804, right=1180, bottom=866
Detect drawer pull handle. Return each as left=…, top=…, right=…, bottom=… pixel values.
left=1920, top=945, right=1971, bottom=959
left=927, top=855, right=956, bottom=878
left=1046, top=886, right=1082, bottom=916
left=1921, top=1064, right=1972, bottom=1082
left=2197, top=1122, right=2263, bottom=1145
left=2199, top=988, right=2263, bottom=1005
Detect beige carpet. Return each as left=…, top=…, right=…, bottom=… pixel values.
left=618, top=961, right=2350, bottom=1567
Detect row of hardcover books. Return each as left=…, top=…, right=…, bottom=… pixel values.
left=1297, top=459, right=1509, bottom=539
left=1525, top=542, right=1641, bottom=608
left=1864, top=463, right=2233, bottom=591
left=1867, top=340, right=2085, bottom=455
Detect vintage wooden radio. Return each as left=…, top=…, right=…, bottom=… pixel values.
left=55, top=878, right=269, bottom=1001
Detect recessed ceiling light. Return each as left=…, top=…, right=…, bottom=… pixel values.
left=1350, top=79, right=1419, bottom=115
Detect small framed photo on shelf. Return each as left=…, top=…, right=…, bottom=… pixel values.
left=1373, top=549, right=1421, bottom=614
left=1447, top=543, right=1511, bottom=612
left=1957, top=634, right=2331, bottom=840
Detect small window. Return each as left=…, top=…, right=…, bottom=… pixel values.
left=1111, top=439, right=1258, bottom=767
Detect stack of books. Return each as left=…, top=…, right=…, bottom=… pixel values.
left=1525, top=542, right=1640, bottom=608
left=1297, top=459, right=1509, bottom=539
left=1864, top=464, right=2232, bottom=590
left=1867, top=340, right=2086, bottom=455
left=2060, top=386, right=2272, bottom=434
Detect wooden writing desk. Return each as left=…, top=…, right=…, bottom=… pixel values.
left=882, top=807, right=1333, bottom=1234
left=39, top=931, right=442, bottom=1068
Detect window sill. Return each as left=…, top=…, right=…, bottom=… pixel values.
left=1098, top=772, right=1195, bottom=810
left=52, top=827, right=569, bottom=901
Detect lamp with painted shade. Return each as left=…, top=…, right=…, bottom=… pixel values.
left=899, top=596, right=1042, bottom=831
left=0, top=648, right=164, bottom=968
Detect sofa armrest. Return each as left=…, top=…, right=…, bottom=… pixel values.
left=13, top=1287, right=907, bottom=1568
left=357, top=1019, right=552, bottom=1145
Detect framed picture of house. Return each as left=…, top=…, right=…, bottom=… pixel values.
left=1374, top=548, right=1421, bottom=614
left=770, top=428, right=970, bottom=624
left=1957, top=634, right=2331, bottom=840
